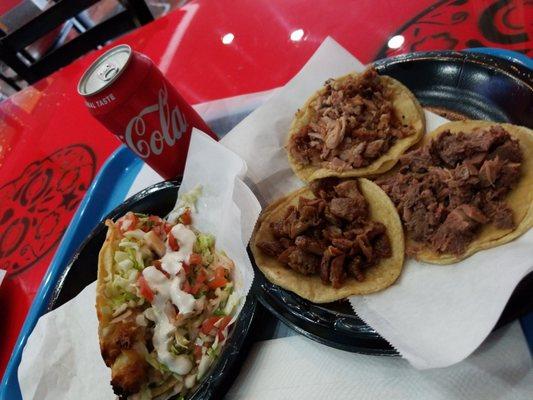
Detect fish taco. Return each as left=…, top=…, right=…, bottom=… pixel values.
left=287, top=67, right=425, bottom=182
left=96, top=194, right=240, bottom=399
left=251, top=178, right=404, bottom=303
left=376, top=120, right=533, bottom=264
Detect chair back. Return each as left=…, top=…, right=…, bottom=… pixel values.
left=0, top=0, right=153, bottom=84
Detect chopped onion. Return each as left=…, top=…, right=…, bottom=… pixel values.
left=110, top=309, right=132, bottom=324
left=111, top=303, right=128, bottom=317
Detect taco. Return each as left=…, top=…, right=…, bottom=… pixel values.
left=96, top=202, right=240, bottom=399
left=286, top=67, right=425, bottom=182
left=375, top=120, right=533, bottom=264
left=251, top=178, right=404, bottom=303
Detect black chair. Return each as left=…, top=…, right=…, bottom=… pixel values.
left=0, top=0, right=154, bottom=85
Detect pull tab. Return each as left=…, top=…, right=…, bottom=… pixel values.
left=97, top=62, right=120, bottom=82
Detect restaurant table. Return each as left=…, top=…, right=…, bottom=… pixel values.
left=1, top=0, right=532, bottom=387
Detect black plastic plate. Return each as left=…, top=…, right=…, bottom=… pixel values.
left=252, top=50, right=533, bottom=355
left=46, top=180, right=259, bottom=399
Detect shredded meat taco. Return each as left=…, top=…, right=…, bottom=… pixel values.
left=287, top=67, right=425, bottom=181
left=251, top=178, right=404, bottom=303
left=96, top=189, right=240, bottom=399
left=376, top=121, right=533, bottom=264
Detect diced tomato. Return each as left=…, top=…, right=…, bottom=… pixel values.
left=188, top=268, right=208, bottom=295
left=196, top=268, right=207, bottom=284
left=138, top=276, right=154, bottom=302
left=189, top=253, right=202, bottom=266
left=164, top=223, right=172, bottom=234
left=207, top=277, right=227, bottom=290
left=194, top=345, right=203, bottom=361
left=201, top=316, right=222, bottom=335
left=168, top=233, right=179, bottom=251
left=182, top=279, right=192, bottom=293
left=182, top=262, right=191, bottom=275
left=207, top=267, right=228, bottom=289
left=142, top=215, right=162, bottom=233
left=216, top=266, right=227, bottom=279
left=180, top=209, right=192, bottom=225
left=190, top=282, right=206, bottom=296
left=191, top=268, right=207, bottom=296
left=149, top=215, right=161, bottom=224
left=217, top=316, right=233, bottom=341
left=119, top=212, right=138, bottom=232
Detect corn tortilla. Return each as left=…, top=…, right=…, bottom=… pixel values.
left=287, top=73, right=425, bottom=182
left=399, top=120, right=533, bottom=264
left=251, top=178, right=405, bottom=303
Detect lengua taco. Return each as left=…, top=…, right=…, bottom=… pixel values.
left=251, top=178, right=404, bottom=303
left=376, top=120, right=533, bottom=264
left=96, top=190, right=240, bottom=399
left=286, top=67, right=425, bottom=182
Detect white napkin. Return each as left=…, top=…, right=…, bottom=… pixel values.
left=221, top=37, right=533, bottom=369
left=350, top=230, right=533, bottom=369
left=18, top=283, right=114, bottom=400
left=18, top=130, right=262, bottom=399
left=226, top=322, right=533, bottom=400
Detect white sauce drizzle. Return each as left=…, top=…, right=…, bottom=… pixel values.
left=161, top=224, right=196, bottom=275
left=121, top=218, right=132, bottom=230
left=142, top=223, right=197, bottom=375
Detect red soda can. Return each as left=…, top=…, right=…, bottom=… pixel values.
left=77, top=44, right=216, bottom=179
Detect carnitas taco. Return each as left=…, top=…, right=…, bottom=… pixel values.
left=286, top=67, right=425, bottom=181
left=96, top=193, right=240, bottom=399
left=376, top=120, right=533, bottom=264
left=251, top=178, right=404, bottom=303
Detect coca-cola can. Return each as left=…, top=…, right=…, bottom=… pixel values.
left=77, top=44, right=216, bottom=179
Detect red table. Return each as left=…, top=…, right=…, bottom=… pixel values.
left=1, top=0, right=532, bottom=377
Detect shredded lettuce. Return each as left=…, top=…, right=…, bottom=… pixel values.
left=106, top=236, right=153, bottom=311
left=169, top=342, right=185, bottom=357
left=195, top=233, right=214, bottom=251
left=113, top=250, right=129, bottom=263
left=167, top=185, right=203, bottom=222
left=146, top=352, right=170, bottom=374
left=169, top=333, right=190, bottom=356
left=137, top=389, right=152, bottom=400
left=124, top=229, right=145, bottom=241
left=194, top=233, right=215, bottom=265
left=109, top=291, right=137, bottom=309
left=206, top=345, right=219, bottom=359
left=178, top=185, right=202, bottom=212
left=224, top=288, right=240, bottom=315
left=121, top=246, right=144, bottom=271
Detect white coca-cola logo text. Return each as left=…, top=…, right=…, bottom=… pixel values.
left=124, top=85, right=188, bottom=159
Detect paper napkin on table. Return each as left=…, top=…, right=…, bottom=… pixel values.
left=226, top=322, right=533, bottom=400
left=18, top=282, right=114, bottom=400
left=18, top=130, right=262, bottom=399
left=221, top=37, right=533, bottom=369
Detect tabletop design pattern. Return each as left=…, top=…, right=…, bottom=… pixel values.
left=377, top=0, right=532, bottom=58
left=0, top=144, right=95, bottom=276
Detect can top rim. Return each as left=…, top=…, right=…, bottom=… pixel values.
left=77, top=44, right=132, bottom=97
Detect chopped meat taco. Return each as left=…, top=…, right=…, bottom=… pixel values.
left=376, top=120, right=533, bottom=264
left=251, top=178, right=404, bottom=303
left=96, top=193, right=240, bottom=399
left=286, top=67, right=425, bottom=182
